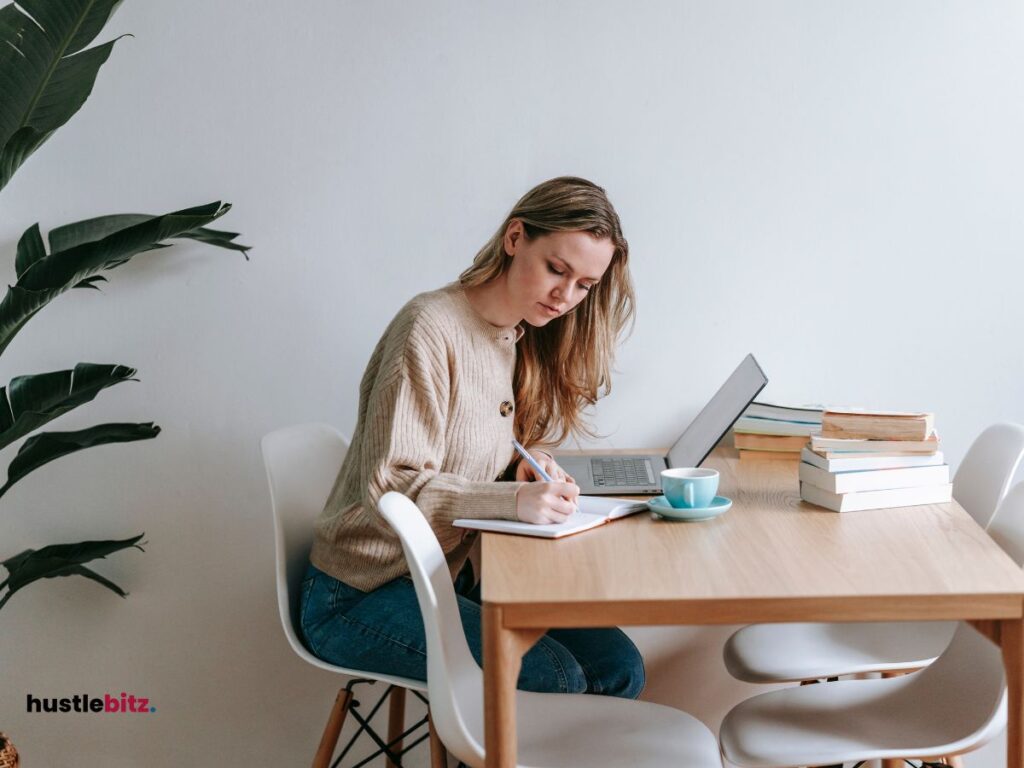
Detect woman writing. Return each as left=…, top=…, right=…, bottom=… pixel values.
left=301, top=176, right=643, bottom=698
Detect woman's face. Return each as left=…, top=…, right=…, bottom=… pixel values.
left=503, top=220, right=615, bottom=327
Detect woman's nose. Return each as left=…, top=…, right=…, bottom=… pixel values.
left=553, top=277, right=572, bottom=299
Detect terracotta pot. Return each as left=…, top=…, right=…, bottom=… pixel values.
left=0, top=733, right=18, bottom=768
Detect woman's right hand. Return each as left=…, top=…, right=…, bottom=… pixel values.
left=515, top=481, right=580, bottom=524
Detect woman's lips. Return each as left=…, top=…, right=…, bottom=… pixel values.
left=538, top=302, right=561, bottom=316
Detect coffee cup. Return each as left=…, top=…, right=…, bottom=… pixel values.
left=661, top=468, right=719, bottom=509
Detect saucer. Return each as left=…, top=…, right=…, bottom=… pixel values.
left=647, top=495, right=732, bottom=521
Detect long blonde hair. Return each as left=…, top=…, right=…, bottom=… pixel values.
left=459, top=177, right=635, bottom=448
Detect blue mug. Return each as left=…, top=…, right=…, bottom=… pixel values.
left=661, top=468, right=719, bottom=509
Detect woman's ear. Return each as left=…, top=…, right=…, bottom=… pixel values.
left=503, top=219, right=523, bottom=256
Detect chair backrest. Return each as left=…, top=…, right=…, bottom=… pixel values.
left=953, top=423, right=1024, bottom=528
left=910, top=620, right=1008, bottom=754
left=913, top=481, right=1024, bottom=757
left=912, top=482, right=1024, bottom=754
left=378, top=492, right=485, bottom=764
left=987, top=482, right=1024, bottom=570
left=261, top=423, right=349, bottom=647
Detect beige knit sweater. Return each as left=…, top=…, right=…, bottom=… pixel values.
left=310, top=282, right=526, bottom=591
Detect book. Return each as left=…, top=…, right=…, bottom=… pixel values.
left=738, top=449, right=802, bottom=461
left=452, top=496, right=648, bottom=539
left=734, top=416, right=821, bottom=437
left=744, top=402, right=824, bottom=424
left=811, top=448, right=944, bottom=460
left=799, top=461, right=950, bottom=494
left=821, top=409, right=935, bottom=442
left=800, top=446, right=946, bottom=472
left=799, top=481, right=952, bottom=512
left=810, top=434, right=939, bottom=454
left=734, top=433, right=808, bottom=452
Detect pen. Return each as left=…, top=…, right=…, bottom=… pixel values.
left=511, top=438, right=578, bottom=513
left=511, top=438, right=552, bottom=481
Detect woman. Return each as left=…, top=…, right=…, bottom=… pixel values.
left=301, top=176, right=643, bottom=698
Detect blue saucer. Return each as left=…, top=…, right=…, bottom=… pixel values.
left=647, top=494, right=732, bottom=521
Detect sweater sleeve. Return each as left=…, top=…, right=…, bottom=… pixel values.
left=359, top=317, right=523, bottom=534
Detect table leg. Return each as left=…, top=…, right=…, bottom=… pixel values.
left=1002, top=619, right=1024, bottom=768
left=482, top=603, right=545, bottom=768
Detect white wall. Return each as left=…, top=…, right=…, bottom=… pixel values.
left=1, top=1, right=1022, bottom=764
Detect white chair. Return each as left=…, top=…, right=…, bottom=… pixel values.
left=719, top=480, right=1024, bottom=768
left=720, top=622, right=1007, bottom=768
left=378, top=491, right=723, bottom=768
left=954, top=423, right=1024, bottom=529
left=987, top=483, right=1024, bottom=576
left=262, top=423, right=438, bottom=768
left=723, top=422, right=1024, bottom=684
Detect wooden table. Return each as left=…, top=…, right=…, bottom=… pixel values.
left=480, top=452, right=1024, bottom=768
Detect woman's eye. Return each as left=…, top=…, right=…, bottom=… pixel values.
left=579, top=283, right=593, bottom=292
left=547, top=264, right=564, bottom=276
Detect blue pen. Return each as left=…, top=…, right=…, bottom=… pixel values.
left=511, top=439, right=578, bottom=513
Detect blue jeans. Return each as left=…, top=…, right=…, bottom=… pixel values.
left=299, top=562, right=645, bottom=698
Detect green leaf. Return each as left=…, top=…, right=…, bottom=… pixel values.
left=17, top=0, right=125, bottom=57
left=46, top=213, right=251, bottom=257
left=0, top=0, right=125, bottom=190
left=0, top=202, right=248, bottom=356
left=0, top=421, right=160, bottom=498
left=15, top=222, right=45, bottom=279
left=0, top=533, right=144, bottom=611
left=0, top=363, right=137, bottom=452
left=72, top=275, right=107, bottom=290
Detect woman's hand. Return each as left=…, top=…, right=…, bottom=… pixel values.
left=515, top=481, right=580, bottom=524
left=514, top=450, right=575, bottom=484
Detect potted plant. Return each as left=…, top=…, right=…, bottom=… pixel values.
left=0, top=0, right=248, bottom=758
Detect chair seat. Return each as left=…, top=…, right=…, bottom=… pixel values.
left=464, top=690, right=721, bottom=768
left=289, top=638, right=428, bottom=692
left=724, top=621, right=956, bottom=682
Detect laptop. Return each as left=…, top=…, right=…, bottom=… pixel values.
left=555, top=354, right=768, bottom=495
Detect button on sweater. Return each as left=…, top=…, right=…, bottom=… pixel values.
left=310, top=282, right=526, bottom=591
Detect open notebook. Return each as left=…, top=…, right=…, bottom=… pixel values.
left=452, top=496, right=648, bottom=539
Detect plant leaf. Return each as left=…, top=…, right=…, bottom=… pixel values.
left=47, top=212, right=250, bottom=257
left=17, top=0, right=125, bottom=57
left=0, top=202, right=247, bottom=356
left=0, top=421, right=160, bottom=498
left=0, top=363, right=137, bottom=452
left=0, top=533, right=143, bottom=610
left=72, top=274, right=107, bottom=290
left=15, top=222, right=45, bottom=279
left=60, top=563, right=127, bottom=596
left=48, top=212, right=153, bottom=251
left=0, top=0, right=125, bottom=190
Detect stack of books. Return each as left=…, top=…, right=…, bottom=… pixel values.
left=799, top=409, right=951, bottom=512
left=733, top=402, right=823, bottom=461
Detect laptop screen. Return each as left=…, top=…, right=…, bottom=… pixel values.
left=666, top=354, right=768, bottom=469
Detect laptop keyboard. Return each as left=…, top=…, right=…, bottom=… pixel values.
left=591, top=458, right=655, bottom=487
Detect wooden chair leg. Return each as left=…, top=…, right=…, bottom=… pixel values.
left=881, top=671, right=908, bottom=768
left=428, top=711, right=448, bottom=768
left=385, top=686, right=407, bottom=767
left=313, top=688, right=354, bottom=768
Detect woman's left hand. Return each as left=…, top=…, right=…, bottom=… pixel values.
left=515, top=449, right=575, bottom=484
